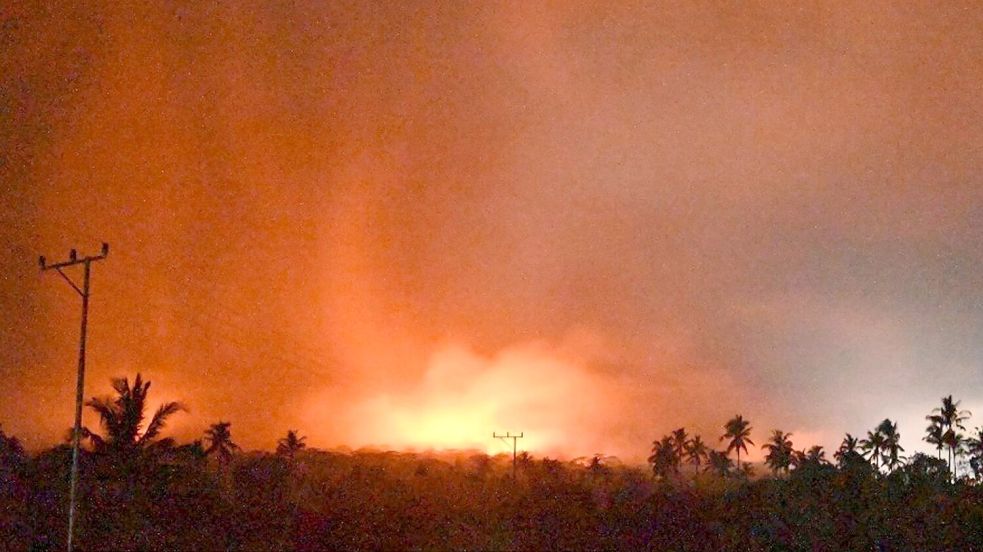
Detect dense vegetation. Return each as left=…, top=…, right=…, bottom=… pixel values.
left=2, top=375, right=982, bottom=550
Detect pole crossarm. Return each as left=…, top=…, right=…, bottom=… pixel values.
left=39, top=243, right=109, bottom=272
left=42, top=254, right=108, bottom=270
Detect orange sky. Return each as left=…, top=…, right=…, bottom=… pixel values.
left=2, top=1, right=982, bottom=462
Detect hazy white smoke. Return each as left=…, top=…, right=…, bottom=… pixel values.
left=305, top=339, right=637, bottom=459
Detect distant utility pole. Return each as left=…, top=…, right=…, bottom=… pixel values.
left=39, top=242, right=109, bottom=552
left=493, top=431, right=524, bottom=479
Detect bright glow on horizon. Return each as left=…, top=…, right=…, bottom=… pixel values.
left=305, top=341, right=620, bottom=458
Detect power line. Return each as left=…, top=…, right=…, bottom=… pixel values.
left=39, top=242, right=109, bottom=552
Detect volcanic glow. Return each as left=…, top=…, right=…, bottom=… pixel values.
left=305, top=342, right=623, bottom=458
left=2, top=2, right=982, bottom=464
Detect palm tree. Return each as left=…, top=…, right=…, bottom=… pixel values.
left=684, top=435, right=709, bottom=473
left=835, top=433, right=857, bottom=460
left=671, top=428, right=688, bottom=463
left=943, top=430, right=965, bottom=480
left=877, top=419, right=905, bottom=472
left=648, top=435, right=679, bottom=479
left=834, top=433, right=864, bottom=468
left=789, top=449, right=807, bottom=471
left=789, top=446, right=827, bottom=471
left=84, top=373, right=183, bottom=459
left=762, top=430, right=794, bottom=476
left=721, top=415, right=754, bottom=471
left=924, top=417, right=945, bottom=461
left=706, top=450, right=733, bottom=476
left=204, top=421, right=240, bottom=465
left=965, top=427, right=983, bottom=480
left=805, top=445, right=827, bottom=465
left=932, top=395, right=971, bottom=480
left=276, top=430, right=307, bottom=461
left=860, top=429, right=886, bottom=471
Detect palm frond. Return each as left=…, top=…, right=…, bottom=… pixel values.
left=139, top=401, right=185, bottom=444
left=82, top=426, right=106, bottom=451
left=111, top=376, right=131, bottom=398
left=85, top=396, right=122, bottom=442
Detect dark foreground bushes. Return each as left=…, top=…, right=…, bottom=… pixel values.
left=2, top=445, right=982, bottom=550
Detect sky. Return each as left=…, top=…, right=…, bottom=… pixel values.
left=2, top=1, right=982, bottom=463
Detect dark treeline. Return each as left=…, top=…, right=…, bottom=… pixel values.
left=2, top=375, right=983, bottom=550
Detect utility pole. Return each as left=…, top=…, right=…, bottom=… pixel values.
left=39, top=242, right=109, bottom=552
left=493, top=431, right=524, bottom=479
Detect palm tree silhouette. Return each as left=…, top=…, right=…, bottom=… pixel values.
left=84, top=373, right=183, bottom=458
left=835, top=433, right=857, bottom=456
left=204, top=421, right=240, bottom=465
left=276, top=430, right=307, bottom=461
left=684, top=435, right=709, bottom=473
left=648, top=435, right=679, bottom=479
left=706, top=450, right=733, bottom=476
left=931, top=395, right=971, bottom=479
left=877, top=419, right=905, bottom=471
left=670, top=428, right=688, bottom=464
left=834, top=433, right=863, bottom=467
left=721, top=415, right=754, bottom=472
left=966, top=427, right=983, bottom=480
left=943, top=430, right=965, bottom=480
left=762, top=430, right=794, bottom=475
left=924, top=418, right=945, bottom=461
left=860, top=429, right=886, bottom=471
left=805, top=445, right=827, bottom=465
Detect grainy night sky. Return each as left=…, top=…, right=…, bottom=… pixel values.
left=2, top=2, right=982, bottom=461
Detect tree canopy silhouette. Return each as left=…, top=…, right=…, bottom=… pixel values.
left=276, top=430, right=307, bottom=460
left=924, top=418, right=945, bottom=460
left=930, top=395, right=971, bottom=480
left=762, top=430, right=794, bottom=475
left=966, top=426, right=983, bottom=480
left=204, top=421, right=240, bottom=464
left=721, top=415, right=754, bottom=471
left=834, top=433, right=865, bottom=468
left=684, top=435, right=709, bottom=472
left=647, top=435, right=678, bottom=479
left=4, top=398, right=983, bottom=550
left=860, top=428, right=886, bottom=470
left=877, top=419, right=905, bottom=471
left=83, top=373, right=183, bottom=458
left=670, top=427, right=688, bottom=464
left=706, top=450, right=733, bottom=476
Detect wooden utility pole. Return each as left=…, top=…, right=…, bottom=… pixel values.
left=493, top=431, right=524, bottom=479
left=39, top=243, right=109, bottom=552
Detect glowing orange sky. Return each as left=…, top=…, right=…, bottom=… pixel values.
left=2, top=2, right=982, bottom=462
